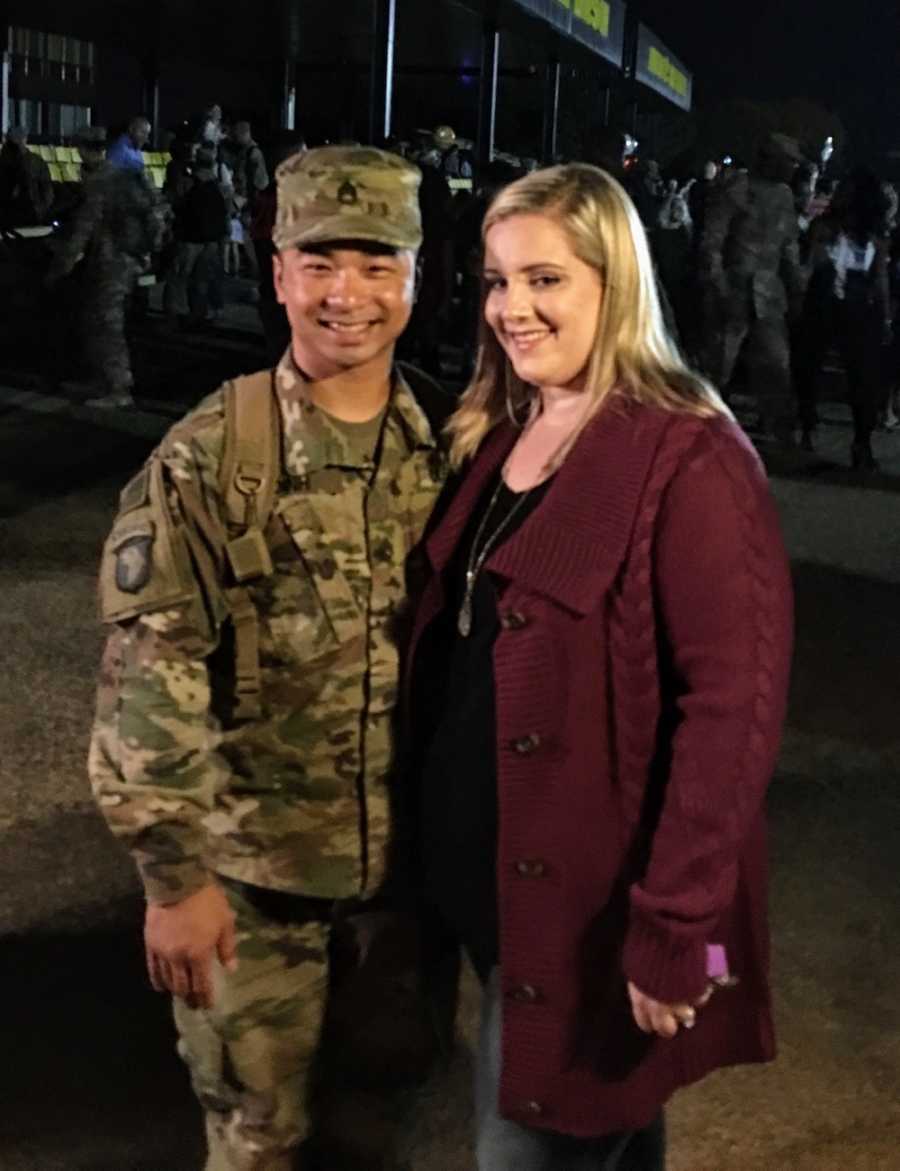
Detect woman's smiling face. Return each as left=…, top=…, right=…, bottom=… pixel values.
left=483, top=212, right=604, bottom=392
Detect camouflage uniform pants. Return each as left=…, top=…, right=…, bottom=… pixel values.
left=708, top=311, right=794, bottom=429
left=173, top=881, right=331, bottom=1171
left=82, top=257, right=138, bottom=396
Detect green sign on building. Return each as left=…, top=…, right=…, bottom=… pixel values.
left=513, top=0, right=626, bottom=68
left=634, top=23, right=693, bottom=112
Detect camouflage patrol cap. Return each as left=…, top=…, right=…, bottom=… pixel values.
left=274, top=145, right=423, bottom=252
left=764, top=133, right=805, bottom=164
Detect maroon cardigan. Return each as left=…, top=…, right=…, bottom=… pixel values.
left=408, top=399, right=794, bottom=1137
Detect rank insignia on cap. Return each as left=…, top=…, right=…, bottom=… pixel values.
left=338, top=179, right=358, bottom=205
left=274, top=146, right=423, bottom=252
left=115, top=534, right=154, bottom=593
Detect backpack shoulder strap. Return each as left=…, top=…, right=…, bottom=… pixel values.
left=218, top=369, right=280, bottom=721
left=220, top=369, right=280, bottom=540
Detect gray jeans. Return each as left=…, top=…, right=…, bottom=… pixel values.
left=475, top=969, right=666, bottom=1171
left=164, top=240, right=224, bottom=320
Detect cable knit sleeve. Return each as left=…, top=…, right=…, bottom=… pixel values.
left=621, top=421, right=794, bottom=1004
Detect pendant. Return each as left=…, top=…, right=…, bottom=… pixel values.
left=458, top=593, right=473, bottom=638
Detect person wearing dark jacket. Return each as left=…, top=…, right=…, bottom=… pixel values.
left=0, top=127, right=53, bottom=227
left=163, top=146, right=229, bottom=327
left=795, top=169, right=893, bottom=471
left=409, top=164, right=793, bottom=1170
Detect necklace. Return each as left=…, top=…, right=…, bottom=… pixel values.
left=457, top=477, right=534, bottom=637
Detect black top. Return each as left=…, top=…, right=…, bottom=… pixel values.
left=415, top=471, right=553, bottom=978
left=178, top=178, right=229, bottom=244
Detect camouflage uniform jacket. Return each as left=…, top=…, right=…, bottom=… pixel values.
left=48, top=163, right=162, bottom=280
left=89, top=349, right=448, bottom=904
left=698, top=173, right=804, bottom=320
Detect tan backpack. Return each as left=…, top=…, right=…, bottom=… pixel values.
left=217, top=365, right=452, bottom=719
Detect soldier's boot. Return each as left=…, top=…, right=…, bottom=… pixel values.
left=204, top=1114, right=301, bottom=1171
left=84, top=390, right=135, bottom=409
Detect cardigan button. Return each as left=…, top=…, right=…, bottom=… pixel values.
left=501, top=610, right=529, bottom=631
left=510, top=983, right=541, bottom=1004
left=512, top=733, right=541, bottom=755
left=523, top=1100, right=545, bottom=1117
left=515, top=859, right=547, bottom=878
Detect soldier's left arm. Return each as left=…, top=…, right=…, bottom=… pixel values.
left=36, top=158, right=54, bottom=221
left=251, top=146, right=269, bottom=193
left=779, top=193, right=806, bottom=309
left=48, top=179, right=103, bottom=280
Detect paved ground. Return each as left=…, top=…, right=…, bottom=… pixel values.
left=1, top=298, right=899, bottom=1169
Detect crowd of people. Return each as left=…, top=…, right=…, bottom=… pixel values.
left=1, top=107, right=899, bottom=467
left=615, top=135, right=899, bottom=472
left=0, top=105, right=289, bottom=407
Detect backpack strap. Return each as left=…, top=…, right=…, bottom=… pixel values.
left=219, top=369, right=281, bottom=720
left=220, top=370, right=280, bottom=577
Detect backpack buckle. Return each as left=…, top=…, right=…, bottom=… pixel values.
left=226, top=530, right=274, bottom=583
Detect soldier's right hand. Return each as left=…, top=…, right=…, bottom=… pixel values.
left=144, top=883, right=238, bottom=1010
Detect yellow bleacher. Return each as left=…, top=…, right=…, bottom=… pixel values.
left=22, top=143, right=171, bottom=184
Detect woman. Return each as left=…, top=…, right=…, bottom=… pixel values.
left=796, top=168, right=893, bottom=470
left=408, top=165, right=793, bottom=1169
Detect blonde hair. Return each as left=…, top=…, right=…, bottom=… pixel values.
left=448, top=164, right=730, bottom=468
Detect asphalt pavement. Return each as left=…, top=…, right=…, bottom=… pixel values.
left=1, top=295, right=899, bottom=1170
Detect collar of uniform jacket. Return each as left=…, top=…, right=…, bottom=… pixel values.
left=273, top=347, right=438, bottom=478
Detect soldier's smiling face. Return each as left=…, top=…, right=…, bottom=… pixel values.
left=274, top=240, right=417, bottom=378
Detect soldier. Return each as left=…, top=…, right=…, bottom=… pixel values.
left=88, top=146, right=451, bottom=1170
left=698, top=134, right=806, bottom=444
left=46, top=125, right=161, bottom=408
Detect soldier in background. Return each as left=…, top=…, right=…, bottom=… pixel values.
left=46, top=125, right=161, bottom=408
left=698, top=134, right=805, bottom=444
left=88, top=146, right=451, bottom=1170
left=224, top=121, right=269, bottom=212
left=222, top=121, right=269, bottom=279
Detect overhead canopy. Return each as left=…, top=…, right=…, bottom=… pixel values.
left=511, top=0, right=626, bottom=68
left=634, top=23, right=692, bottom=112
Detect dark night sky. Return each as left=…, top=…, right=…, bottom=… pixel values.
left=638, top=0, right=900, bottom=158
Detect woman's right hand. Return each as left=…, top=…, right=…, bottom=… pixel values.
left=627, top=981, right=714, bottom=1040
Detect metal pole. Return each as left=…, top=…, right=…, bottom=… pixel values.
left=477, top=21, right=500, bottom=169
left=282, top=59, right=297, bottom=131
left=542, top=57, right=561, bottom=164
left=142, top=68, right=160, bottom=145
left=1, top=49, right=10, bottom=137
left=1, top=11, right=12, bottom=136
left=276, top=0, right=300, bottom=133
left=369, top=0, right=396, bottom=144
